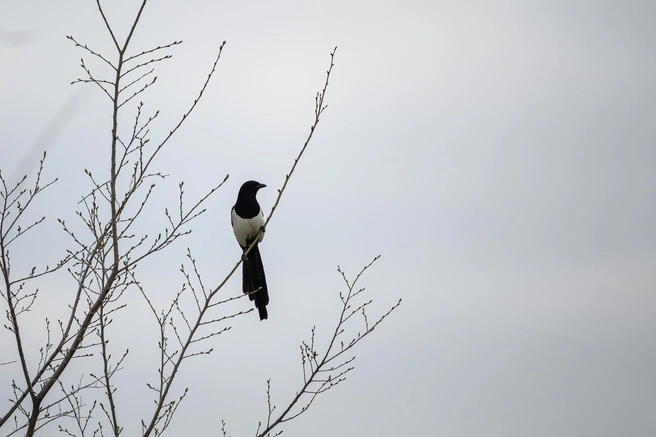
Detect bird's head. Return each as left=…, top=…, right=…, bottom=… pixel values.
left=239, top=180, right=266, bottom=198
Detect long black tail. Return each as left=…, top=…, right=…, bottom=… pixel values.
left=243, top=243, right=268, bottom=320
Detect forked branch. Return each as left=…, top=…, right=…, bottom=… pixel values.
left=255, top=256, right=401, bottom=436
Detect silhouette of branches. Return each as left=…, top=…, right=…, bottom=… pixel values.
left=0, top=2, right=400, bottom=437
left=254, top=256, right=401, bottom=436
left=1, top=0, right=226, bottom=434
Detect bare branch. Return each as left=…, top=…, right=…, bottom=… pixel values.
left=66, top=35, right=117, bottom=69
left=95, top=0, right=120, bottom=50
left=256, top=255, right=401, bottom=436
left=71, top=58, right=114, bottom=101
left=124, top=40, right=183, bottom=63
left=120, top=55, right=170, bottom=79
left=119, top=67, right=154, bottom=93
left=117, top=75, right=156, bottom=109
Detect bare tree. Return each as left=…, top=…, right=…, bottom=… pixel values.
left=0, top=2, right=401, bottom=436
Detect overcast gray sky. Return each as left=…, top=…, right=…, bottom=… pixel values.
left=1, top=1, right=655, bottom=436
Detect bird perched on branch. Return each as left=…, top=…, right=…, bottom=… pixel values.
left=231, top=180, right=269, bottom=320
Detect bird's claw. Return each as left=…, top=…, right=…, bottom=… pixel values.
left=260, top=226, right=266, bottom=233
left=241, top=254, right=248, bottom=262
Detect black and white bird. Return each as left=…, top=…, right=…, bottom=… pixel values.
left=231, top=180, right=269, bottom=320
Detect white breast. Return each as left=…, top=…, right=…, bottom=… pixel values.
left=231, top=208, right=265, bottom=248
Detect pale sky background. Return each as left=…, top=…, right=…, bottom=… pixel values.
left=1, top=1, right=655, bottom=436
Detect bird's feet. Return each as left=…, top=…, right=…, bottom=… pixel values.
left=241, top=253, right=248, bottom=262
left=260, top=225, right=266, bottom=234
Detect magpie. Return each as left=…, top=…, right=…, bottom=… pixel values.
left=231, top=180, right=269, bottom=320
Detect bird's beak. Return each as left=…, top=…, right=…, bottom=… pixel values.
left=257, top=183, right=267, bottom=190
